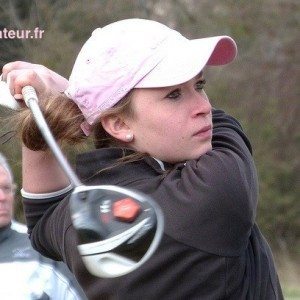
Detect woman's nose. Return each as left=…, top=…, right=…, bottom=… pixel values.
left=192, top=92, right=212, bottom=116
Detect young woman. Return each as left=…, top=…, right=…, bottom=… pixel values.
left=1, top=19, right=283, bottom=299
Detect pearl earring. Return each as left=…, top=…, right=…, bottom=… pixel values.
left=125, top=133, right=133, bottom=142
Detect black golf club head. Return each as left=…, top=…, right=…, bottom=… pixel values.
left=69, top=185, right=164, bottom=278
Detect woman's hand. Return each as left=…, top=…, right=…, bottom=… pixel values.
left=1, top=61, right=68, bottom=105
left=1, top=61, right=71, bottom=193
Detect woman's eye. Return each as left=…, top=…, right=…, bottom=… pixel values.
left=165, top=89, right=181, bottom=100
left=195, top=79, right=206, bottom=90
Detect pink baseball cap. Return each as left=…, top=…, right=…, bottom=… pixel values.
left=64, top=18, right=237, bottom=135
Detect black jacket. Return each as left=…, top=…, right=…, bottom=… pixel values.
left=23, top=109, right=283, bottom=299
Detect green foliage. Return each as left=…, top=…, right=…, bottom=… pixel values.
left=283, top=286, right=300, bottom=300
left=0, top=0, right=299, bottom=255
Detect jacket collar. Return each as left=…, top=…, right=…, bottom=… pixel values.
left=75, top=147, right=172, bottom=185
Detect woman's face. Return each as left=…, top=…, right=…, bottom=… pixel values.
left=127, top=73, right=212, bottom=163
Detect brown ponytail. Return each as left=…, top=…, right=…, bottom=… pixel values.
left=15, top=93, right=86, bottom=151
left=13, top=89, right=150, bottom=166
left=13, top=90, right=135, bottom=151
left=8, top=89, right=153, bottom=175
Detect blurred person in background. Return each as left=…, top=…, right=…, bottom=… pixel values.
left=0, top=152, right=87, bottom=300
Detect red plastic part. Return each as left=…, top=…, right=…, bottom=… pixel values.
left=113, top=198, right=141, bottom=222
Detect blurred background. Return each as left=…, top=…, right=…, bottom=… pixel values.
left=0, top=0, right=299, bottom=298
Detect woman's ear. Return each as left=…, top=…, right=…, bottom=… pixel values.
left=101, top=115, right=133, bottom=143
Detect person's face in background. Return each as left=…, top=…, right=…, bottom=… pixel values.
left=0, top=166, right=15, bottom=228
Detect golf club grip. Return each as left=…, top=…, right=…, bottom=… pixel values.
left=22, top=85, right=38, bottom=107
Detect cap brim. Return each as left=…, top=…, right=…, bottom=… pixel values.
left=135, top=36, right=237, bottom=88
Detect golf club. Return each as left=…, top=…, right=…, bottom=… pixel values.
left=3, top=84, right=164, bottom=278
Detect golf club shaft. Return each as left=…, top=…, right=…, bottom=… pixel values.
left=22, top=86, right=82, bottom=188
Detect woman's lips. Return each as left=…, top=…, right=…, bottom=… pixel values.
left=193, top=125, right=212, bottom=139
